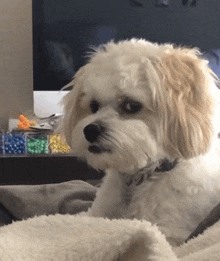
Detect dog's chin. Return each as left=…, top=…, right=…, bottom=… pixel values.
left=83, top=145, right=151, bottom=174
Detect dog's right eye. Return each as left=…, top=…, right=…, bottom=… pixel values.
left=90, top=100, right=100, bottom=113
left=121, top=99, right=142, bottom=114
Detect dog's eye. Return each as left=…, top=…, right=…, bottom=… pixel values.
left=121, top=99, right=142, bottom=114
left=90, top=100, right=100, bottom=113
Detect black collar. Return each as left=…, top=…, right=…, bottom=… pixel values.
left=125, top=159, right=178, bottom=187
left=155, top=159, right=178, bottom=172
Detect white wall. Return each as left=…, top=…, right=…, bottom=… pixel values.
left=0, top=0, right=33, bottom=130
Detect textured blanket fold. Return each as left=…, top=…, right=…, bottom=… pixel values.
left=0, top=180, right=97, bottom=223
left=0, top=214, right=220, bottom=261
left=0, top=214, right=177, bottom=261
left=0, top=180, right=220, bottom=260
left=174, top=218, right=220, bottom=261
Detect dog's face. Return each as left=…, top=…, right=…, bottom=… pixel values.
left=60, top=39, right=216, bottom=172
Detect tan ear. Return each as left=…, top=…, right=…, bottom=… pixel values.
left=59, top=66, right=87, bottom=146
left=157, top=48, right=214, bottom=159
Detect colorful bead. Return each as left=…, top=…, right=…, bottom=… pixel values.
left=4, top=132, right=26, bottom=154
left=27, top=134, right=49, bottom=155
left=17, top=115, right=37, bottom=130
left=18, top=115, right=30, bottom=130
left=49, top=134, right=70, bottom=153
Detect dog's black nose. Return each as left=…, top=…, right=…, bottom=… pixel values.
left=83, top=123, right=103, bottom=143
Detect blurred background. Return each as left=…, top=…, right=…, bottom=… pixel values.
left=33, top=0, right=220, bottom=91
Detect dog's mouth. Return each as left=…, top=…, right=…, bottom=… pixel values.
left=88, top=145, right=111, bottom=154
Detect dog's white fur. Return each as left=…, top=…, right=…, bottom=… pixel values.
left=60, top=39, right=220, bottom=246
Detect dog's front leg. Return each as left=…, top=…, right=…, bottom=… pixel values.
left=88, top=169, right=132, bottom=219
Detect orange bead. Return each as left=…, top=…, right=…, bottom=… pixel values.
left=19, top=115, right=26, bottom=122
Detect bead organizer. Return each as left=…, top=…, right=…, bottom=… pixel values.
left=4, top=132, right=26, bottom=155
left=26, top=133, right=49, bottom=155
left=0, top=130, right=71, bottom=156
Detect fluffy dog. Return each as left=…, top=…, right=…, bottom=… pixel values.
left=60, top=39, right=220, bottom=246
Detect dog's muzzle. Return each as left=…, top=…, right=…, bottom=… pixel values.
left=83, top=123, right=110, bottom=154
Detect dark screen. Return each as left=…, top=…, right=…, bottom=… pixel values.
left=33, top=0, right=220, bottom=90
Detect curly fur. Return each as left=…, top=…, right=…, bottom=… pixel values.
left=60, top=39, right=220, bottom=246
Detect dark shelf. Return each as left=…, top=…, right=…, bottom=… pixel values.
left=0, top=155, right=103, bottom=185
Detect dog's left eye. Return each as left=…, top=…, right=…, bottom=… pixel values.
left=121, top=99, right=142, bottom=114
left=90, top=100, right=100, bottom=113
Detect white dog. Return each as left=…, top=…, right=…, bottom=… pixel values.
left=60, top=39, right=220, bottom=246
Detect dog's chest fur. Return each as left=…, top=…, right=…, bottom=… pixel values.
left=124, top=162, right=220, bottom=245
left=90, top=157, right=220, bottom=246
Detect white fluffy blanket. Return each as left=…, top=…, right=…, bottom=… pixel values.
left=0, top=213, right=220, bottom=261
